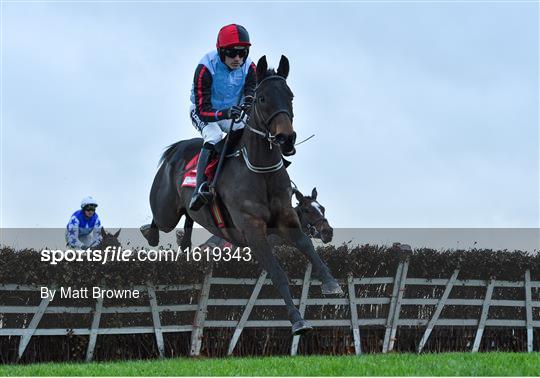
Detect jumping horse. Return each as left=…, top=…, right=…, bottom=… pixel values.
left=141, top=55, right=342, bottom=335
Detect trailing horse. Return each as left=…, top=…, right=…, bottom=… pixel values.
left=141, top=55, right=342, bottom=335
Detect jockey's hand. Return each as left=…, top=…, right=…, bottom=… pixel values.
left=240, top=96, right=254, bottom=112
left=224, top=106, right=242, bottom=120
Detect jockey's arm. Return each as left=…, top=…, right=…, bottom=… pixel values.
left=89, top=217, right=103, bottom=247
left=193, top=64, right=228, bottom=122
left=242, top=62, right=257, bottom=104
left=66, top=216, right=84, bottom=249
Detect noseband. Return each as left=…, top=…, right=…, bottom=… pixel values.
left=305, top=215, right=329, bottom=239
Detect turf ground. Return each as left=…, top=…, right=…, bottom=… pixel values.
left=1, top=352, right=539, bottom=376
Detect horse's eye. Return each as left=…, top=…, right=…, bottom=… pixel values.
left=259, top=96, right=265, bottom=103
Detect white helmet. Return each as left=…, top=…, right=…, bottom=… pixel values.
left=81, top=196, right=98, bottom=209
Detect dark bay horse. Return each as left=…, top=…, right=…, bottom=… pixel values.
left=141, top=56, right=342, bottom=335
left=292, top=187, right=333, bottom=243
left=94, top=228, right=121, bottom=249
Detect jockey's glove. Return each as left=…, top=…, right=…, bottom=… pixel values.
left=240, top=96, right=254, bottom=111
left=223, top=105, right=242, bottom=120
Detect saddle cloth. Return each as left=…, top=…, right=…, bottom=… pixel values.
left=181, top=152, right=219, bottom=188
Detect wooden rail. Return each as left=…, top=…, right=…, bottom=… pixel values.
left=1, top=263, right=539, bottom=360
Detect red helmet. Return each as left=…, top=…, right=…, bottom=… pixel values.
left=216, top=24, right=251, bottom=49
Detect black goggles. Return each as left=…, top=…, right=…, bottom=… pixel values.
left=84, top=205, right=97, bottom=211
left=223, top=47, right=248, bottom=58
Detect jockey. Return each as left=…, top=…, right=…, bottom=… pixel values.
left=65, top=196, right=103, bottom=249
left=188, top=23, right=257, bottom=211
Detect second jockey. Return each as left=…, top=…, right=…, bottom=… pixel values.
left=65, top=196, right=103, bottom=249
left=188, top=23, right=256, bottom=211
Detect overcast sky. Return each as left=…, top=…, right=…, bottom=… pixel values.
left=1, top=1, right=538, bottom=230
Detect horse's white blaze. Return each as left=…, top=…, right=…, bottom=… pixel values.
left=311, top=202, right=324, bottom=216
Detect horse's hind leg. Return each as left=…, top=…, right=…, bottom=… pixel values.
left=242, top=216, right=312, bottom=335
left=141, top=204, right=183, bottom=247
left=140, top=220, right=159, bottom=247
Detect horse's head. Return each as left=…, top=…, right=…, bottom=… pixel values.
left=100, top=228, right=122, bottom=248
left=294, top=187, right=333, bottom=243
left=252, top=55, right=296, bottom=156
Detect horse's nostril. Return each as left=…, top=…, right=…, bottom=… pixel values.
left=276, top=134, right=287, bottom=144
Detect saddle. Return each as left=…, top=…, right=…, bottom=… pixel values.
left=180, top=128, right=244, bottom=188
left=180, top=154, right=218, bottom=188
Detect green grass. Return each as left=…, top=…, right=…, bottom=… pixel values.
left=1, top=352, right=539, bottom=376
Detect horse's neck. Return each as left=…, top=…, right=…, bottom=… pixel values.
left=240, top=124, right=282, bottom=166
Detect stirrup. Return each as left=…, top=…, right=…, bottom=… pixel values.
left=198, top=182, right=210, bottom=195
left=189, top=183, right=213, bottom=211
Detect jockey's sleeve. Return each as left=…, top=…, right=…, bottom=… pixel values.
left=90, top=217, right=103, bottom=247
left=243, top=62, right=257, bottom=98
left=67, top=216, right=84, bottom=249
left=193, top=64, right=226, bottom=122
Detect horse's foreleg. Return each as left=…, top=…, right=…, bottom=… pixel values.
left=242, top=216, right=312, bottom=335
left=278, top=212, right=343, bottom=295
left=179, top=215, right=194, bottom=250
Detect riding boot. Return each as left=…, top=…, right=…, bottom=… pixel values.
left=189, top=147, right=214, bottom=211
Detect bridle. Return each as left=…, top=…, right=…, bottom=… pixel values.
left=303, top=210, right=328, bottom=239
left=232, top=74, right=296, bottom=173
left=246, top=75, right=294, bottom=149
left=294, top=198, right=329, bottom=239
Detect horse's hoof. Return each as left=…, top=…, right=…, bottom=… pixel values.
left=321, top=280, right=344, bottom=295
left=140, top=224, right=159, bottom=247
left=292, top=320, right=313, bottom=335
left=176, top=230, right=191, bottom=250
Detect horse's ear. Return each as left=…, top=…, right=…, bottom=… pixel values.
left=294, top=189, right=304, bottom=203
left=311, top=187, right=318, bottom=200
left=114, top=229, right=121, bottom=238
left=256, top=56, right=268, bottom=83
left=101, top=228, right=107, bottom=237
left=277, top=55, right=289, bottom=79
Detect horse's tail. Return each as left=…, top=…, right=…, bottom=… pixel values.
left=158, top=138, right=204, bottom=173
left=159, top=141, right=182, bottom=166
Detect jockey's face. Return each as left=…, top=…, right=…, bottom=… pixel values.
left=224, top=55, right=244, bottom=69
left=223, top=46, right=247, bottom=69
left=83, top=207, right=95, bottom=218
